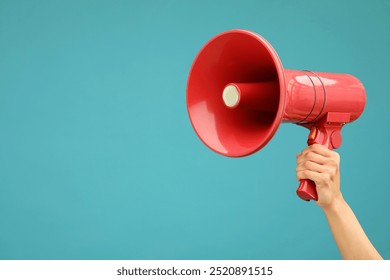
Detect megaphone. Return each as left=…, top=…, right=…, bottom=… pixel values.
left=186, top=30, right=366, bottom=201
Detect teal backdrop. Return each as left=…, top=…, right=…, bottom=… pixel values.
left=0, top=0, right=389, bottom=260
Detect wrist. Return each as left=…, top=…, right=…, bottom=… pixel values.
left=320, top=194, right=347, bottom=215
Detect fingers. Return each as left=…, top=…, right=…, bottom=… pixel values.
left=297, top=144, right=340, bottom=165
left=301, top=144, right=333, bottom=158
left=296, top=163, right=335, bottom=181
left=296, top=169, right=332, bottom=188
left=296, top=169, right=328, bottom=182
left=297, top=150, right=328, bottom=165
left=296, top=159, right=328, bottom=173
left=296, top=144, right=340, bottom=185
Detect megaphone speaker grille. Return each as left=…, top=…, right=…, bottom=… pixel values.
left=187, top=30, right=286, bottom=157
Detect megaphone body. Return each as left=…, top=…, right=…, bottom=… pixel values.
left=186, top=30, right=366, bottom=201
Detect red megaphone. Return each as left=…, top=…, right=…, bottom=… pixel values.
left=186, top=30, right=366, bottom=201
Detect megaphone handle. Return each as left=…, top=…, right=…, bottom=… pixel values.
left=296, top=126, right=322, bottom=201
left=297, top=179, right=318, bottom=201
left=296, top=113, right=348, bottom=201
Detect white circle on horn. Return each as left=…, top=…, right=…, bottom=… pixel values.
left=222, top=85, right=240, bottom=108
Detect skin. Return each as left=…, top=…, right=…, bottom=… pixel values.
left=296, top=144, right=383, bottom=260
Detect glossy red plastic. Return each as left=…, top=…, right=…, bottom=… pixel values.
left=186, top=30, right=366, bottom=201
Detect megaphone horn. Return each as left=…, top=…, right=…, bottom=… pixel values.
left=186, top=30, right=366, bottom=201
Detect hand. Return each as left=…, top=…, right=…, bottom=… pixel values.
left=296, top=144, right=343, bottom=209
left=296, top=144, right=383, bottom=259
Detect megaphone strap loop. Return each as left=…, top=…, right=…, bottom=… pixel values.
left=303, top=70, right=327, bottom=124
left=295, top=70, right=317, bottom=124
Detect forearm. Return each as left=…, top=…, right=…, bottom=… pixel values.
left=322, top=197, right=383, bottom=260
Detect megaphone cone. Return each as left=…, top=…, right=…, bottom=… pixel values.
left=186, top=30, right=366, bottom=201
left=187, top=30, right=285, bottom=157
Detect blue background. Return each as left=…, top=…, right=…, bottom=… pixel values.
left=0, top=0, right=389, bottom=260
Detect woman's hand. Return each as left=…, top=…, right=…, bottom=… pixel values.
left=296, top=144, right=343, bottom=209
